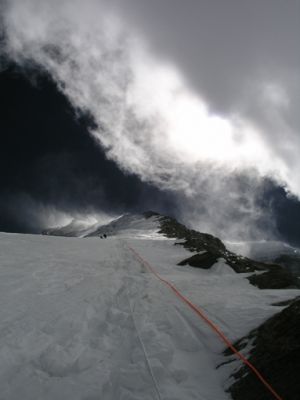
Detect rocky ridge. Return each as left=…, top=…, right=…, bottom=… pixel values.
left=144, top=211, right=300, bottom=290
left=223, top=298, right=300, bottom=400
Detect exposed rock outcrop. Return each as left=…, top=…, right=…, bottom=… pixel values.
left=224, top=299, right=300, bottom=400
left=146, top=212, right=300, bottom=289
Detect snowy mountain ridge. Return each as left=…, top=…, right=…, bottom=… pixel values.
left=44, top=212, right=300, bottom=260
left=1, top=212, right=299, bottom=399
left=42, top=213, right=162, bottom=239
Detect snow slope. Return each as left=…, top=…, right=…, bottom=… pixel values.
left=43, top=214, right=164, bottom=240
left=1, top=220, right=299, bottom=399
left=86, top=213, right=164, bottom=239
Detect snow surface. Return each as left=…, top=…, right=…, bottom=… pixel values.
left=87, top=213, right=167, bottom=240
left=1, top=217, right=299, bottom=399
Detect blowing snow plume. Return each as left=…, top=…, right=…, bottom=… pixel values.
left=2, top=0, right=299, bottom=240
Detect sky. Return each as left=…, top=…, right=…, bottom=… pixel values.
left=0, top=0, right=300, bottom=244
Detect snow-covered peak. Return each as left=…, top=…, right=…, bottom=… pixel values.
left=86, top=213, right=163, bottom=239
left=43, top=212, right=164, bottom=239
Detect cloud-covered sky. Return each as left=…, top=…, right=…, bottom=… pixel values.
left=1, top=0, right=300, bottom=243
left=0, top=66, right=178, bottom=232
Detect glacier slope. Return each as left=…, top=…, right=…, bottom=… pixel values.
left=0, top=226, right=298, bottom=399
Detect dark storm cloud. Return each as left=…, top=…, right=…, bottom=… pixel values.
left=0, top=65, right=178, bottom=232
left=1, top=64, right=300, bottom=245
left=1, top=0, right=300, bottom=245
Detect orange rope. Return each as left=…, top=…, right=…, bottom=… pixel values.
left=127, top=244, right=284, bottom=400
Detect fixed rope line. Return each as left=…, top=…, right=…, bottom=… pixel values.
left=125, top=286, right=163, bottom=400
left=126, top=243, right=284, bottom=400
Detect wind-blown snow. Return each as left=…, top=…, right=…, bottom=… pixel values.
left=0, top=226, right=299, bottom=399
left=87, top=213, right=167, bottom=239
left=225, top=240, right=300, bottom=261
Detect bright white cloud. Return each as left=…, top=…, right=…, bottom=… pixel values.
left=2, top=0, right=299, bottom=239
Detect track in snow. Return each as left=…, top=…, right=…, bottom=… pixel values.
left=1, top=232, right=298, bottom=399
